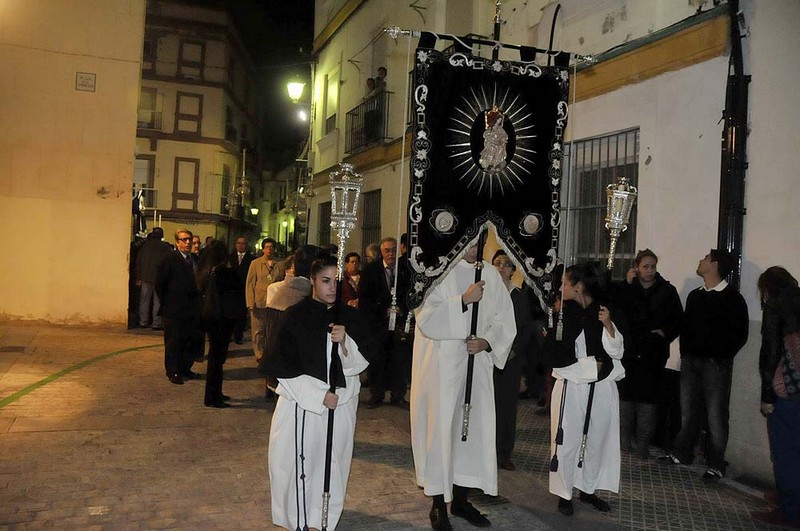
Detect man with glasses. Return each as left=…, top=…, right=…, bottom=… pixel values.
left=361, top=236, right=411, bottom=409
left=155, top=229, right=203, bottom=384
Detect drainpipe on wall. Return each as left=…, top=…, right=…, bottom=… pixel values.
left=717, top=0, right=750, bottom=289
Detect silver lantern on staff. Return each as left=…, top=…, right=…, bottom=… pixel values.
left=328, top=162, right=363, bottom=278
left=321, top=162, right=363, bottom=531
left=604, top=176, right=638, bottom=271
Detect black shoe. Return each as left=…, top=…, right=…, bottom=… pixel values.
left=579, top=492, right=610, bottom=512
left=167, top=373, right=183, bottom=385
left=390, top=398, right=410, bottom=410
left=365, top=397, right=383, bottom=409
left=205, top=400, right=230, bottom=408
left=518, top=389, right=532, bottom=400
left=181, top=371, right=202, bottom=380
left=451, top=501, right=491, bottom=527
left=557, top=498, right=574, bottom=516
left=429, top=505, right=452, bottom=531
left=498, top=461, right=515, bottom=471
left=221, top=394, right=231, bottom=400
left=234, top=338, right=243, bottom=345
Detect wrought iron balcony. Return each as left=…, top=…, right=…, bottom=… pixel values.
left=137, top=110, right=162, bottom=130
left=345, top=91, right=392, bottom=154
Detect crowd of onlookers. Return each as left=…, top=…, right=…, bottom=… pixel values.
left=130, top=228, right=799, bottom=529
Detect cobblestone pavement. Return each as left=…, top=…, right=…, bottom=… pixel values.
left=0, top=322, right=779, bottom=530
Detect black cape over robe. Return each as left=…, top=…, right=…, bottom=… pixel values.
left=262, top=297, right=375, bottom=388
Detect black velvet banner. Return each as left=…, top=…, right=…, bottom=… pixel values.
left=406, top=34, right=570, bottom=310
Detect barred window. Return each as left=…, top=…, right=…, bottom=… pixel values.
left=318, top=201, right=332, bottom=246
left=560, top=128, right=639, bottom=280
left=361, top=190, right=382, bottom=255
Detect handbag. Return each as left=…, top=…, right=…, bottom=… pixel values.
left=772, top=332, right=800, bottom=398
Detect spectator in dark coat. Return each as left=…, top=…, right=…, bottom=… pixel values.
left=491, top=250, right=535, bottom=471
left=751, top=267, right=800, bottom=529
left=227, top=236, right=254, bottom=344
left=198, top=240, right=240, bottom=408
left=134, top=227, right=172, bottom=329
left=616, top=249, right=683, bottom=459
left=155, top=228, right=203, bottom=385
left=665, top=249, right=748, bottom=480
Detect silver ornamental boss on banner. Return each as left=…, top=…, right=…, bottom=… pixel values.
left=604, top=177, right=638, bottom=271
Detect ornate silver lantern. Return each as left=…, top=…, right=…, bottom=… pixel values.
left=604, top=176, right=638, bottom=271
left=328, top=163, right=363, bottom=278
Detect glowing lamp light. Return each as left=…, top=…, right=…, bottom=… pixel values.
left=287, top=81, right=305, bottom=103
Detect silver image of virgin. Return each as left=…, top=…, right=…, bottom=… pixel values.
left=445, top=82, right=538, bottom=199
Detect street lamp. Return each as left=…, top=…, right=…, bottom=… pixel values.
left=281, top=219, right=289, bottom=252
left=287, top=81, right=305, bottom=104
left=250, top=207, right=259, bottom=216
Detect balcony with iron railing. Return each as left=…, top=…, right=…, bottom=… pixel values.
left=344, top=91, right=392, bottom=154
left=137, top=110, right=162, bottom=131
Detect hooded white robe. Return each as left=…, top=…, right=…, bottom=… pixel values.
left=410, top=259, right=516, bottom=502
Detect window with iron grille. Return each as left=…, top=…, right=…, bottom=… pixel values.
left=560, top=128, right=639, bottom=280
left=361, top=190, right=382, bottom=255
left=318, top=201, right=332, bottom=246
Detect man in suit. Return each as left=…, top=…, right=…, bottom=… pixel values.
left=155, top=228, right=203, bottom=385
left=228, top=236, right=254, bottom=344
left=361, top=236, right=411, bottom=409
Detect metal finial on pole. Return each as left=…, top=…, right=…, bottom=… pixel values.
left=604, top=176, right=638, bottom=271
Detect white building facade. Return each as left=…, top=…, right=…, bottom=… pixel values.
left=308, top=0, right=800, bottom=487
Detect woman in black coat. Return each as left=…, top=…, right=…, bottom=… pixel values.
left=751, top=266, right=800, bottom=529
left=197, top=240, right=240, bottom=408
left=616, top=249, right=682, bottom=459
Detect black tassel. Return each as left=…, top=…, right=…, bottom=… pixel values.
left=555, top=427, right=563, bottom=445
left=550, top=454, right=559, bottom=472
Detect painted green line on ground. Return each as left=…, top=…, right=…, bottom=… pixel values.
left=0, top=343, right=161, bottom=408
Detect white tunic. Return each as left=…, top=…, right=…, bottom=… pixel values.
left=549, top=326, right=624, bottom=500
left=411, top=260, right=516, bottom=503
left=268, top=333, right=368, bottom=530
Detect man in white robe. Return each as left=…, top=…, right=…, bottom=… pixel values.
left=410, top=244, right=516, bottom=530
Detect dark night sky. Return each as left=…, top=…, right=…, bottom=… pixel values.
left=188, top=0, right=315, bottom=170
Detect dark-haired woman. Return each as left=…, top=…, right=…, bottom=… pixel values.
left=265, top=255, right=370, bottom=531
left=751, top=266, right=800, bottom=529
left=545, top=263, right=625, bottom=516
left=616, top=249, right=683, bottom=459
left=196, top=240, right=240, bottom=408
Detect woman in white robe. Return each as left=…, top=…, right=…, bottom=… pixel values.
left=411, top=244, right=516, bottom=529
left=546, top=262, right=625, bottom=516
left=266, top=256, right=369, bottom=531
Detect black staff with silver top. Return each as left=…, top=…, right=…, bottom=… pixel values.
left=461, top=230, right=486, bottom=442
left=321, top=163, right=363, bottom=531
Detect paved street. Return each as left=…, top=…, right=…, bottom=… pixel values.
left=0, top=322, right=780, bottom=530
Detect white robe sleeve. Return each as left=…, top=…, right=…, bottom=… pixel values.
left=552, top=357, right=599, bottom=384
left=602, top=323, right=624, bottom=359
left=339, top=333, right=369, bottom=376
left=277, top=375, right=329, bottom=416
left=480, top=268, right=516, bottom=369
left=415, top=288, right=469, bottom=341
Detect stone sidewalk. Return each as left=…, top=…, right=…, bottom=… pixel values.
left=0, top=322, right=779, bottom=530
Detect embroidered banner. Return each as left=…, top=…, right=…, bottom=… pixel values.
left=407, top=34, right=570, bottom=310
